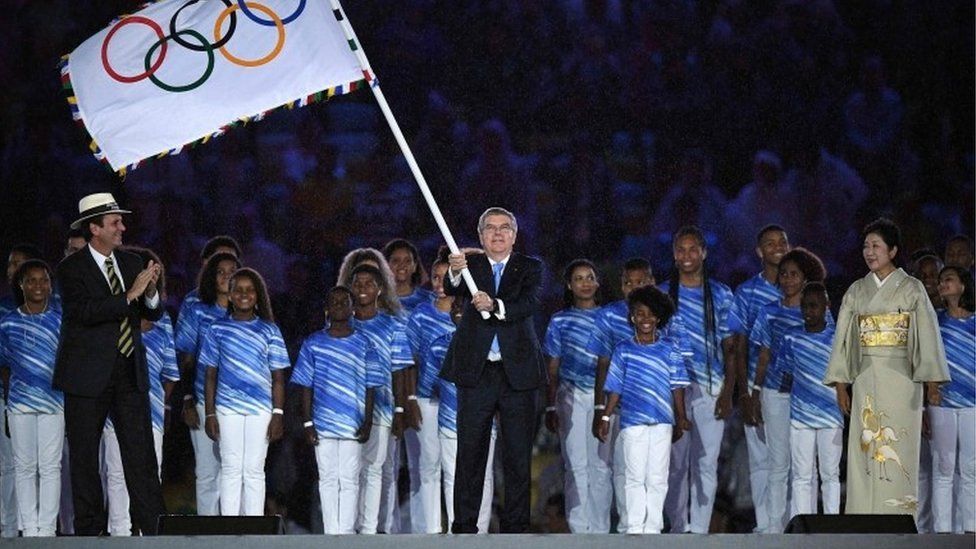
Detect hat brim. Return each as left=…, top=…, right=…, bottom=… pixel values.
left=70, top=208, right=132, bottom=230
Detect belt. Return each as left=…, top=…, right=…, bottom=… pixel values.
left=858, top=312, right=910, bottom=347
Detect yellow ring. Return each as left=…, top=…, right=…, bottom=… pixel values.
left=214, top=2, right=284, bottom=67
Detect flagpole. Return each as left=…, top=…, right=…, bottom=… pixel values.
left=329, top=0, right=490, bottom=318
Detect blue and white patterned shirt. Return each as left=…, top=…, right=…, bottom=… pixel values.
left=751, top=301, right=834, bottom=392
left=604, top=338, right=690, bottom=428
left=779, top=327, right=843, bottom=429
left=544, top=307, right=601, bottom=389
left=657, top=281, right=734, bottom=395
left=0, top=305, right=63, bottom=414
left=398, top=287, right=435, bottom=315
left=199, top=318, right=290, bottom=415
left=291, top=330, right=385, bottom=439
left=351, top=313, right=412, bottom=427
left=174, top=301, right=229, bottom=401
left=937, top=311, right=975, bottom=409
left=405, top=301, right=455, bottom=398
left=585, top=299, right=689, bottom=362
left=429, top=333, right=458, bottom=437
left=728, top=273, right=782, bottom=383
left=143, top=315, right=181, bottom=431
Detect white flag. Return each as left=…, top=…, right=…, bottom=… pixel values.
left=62, top=0, right=366, bottom=173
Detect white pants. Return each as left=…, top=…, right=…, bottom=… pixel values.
left=379, top=433, right=399, bottom=533
left=101, top=424, right=164, bottom=536
left=744, top=423, right=770, bottom=532
left=406, top=398, right=442, bottom=533
left=761, top=390, right=791, bottom=532
left=316, top=438, right=362, bottom=534
left=557, top=383, right=613, bottom=533
left=217, top=412, right=270, bottom=516
left=190, top=403, right=221, bottom=516
left=916, top=435, right=933, bottom=532
left=8, top=413, right=64, bottom=537
left=359, top=425, right=390, bottom=534
left=667, top=382, right=724, bottom=533
left=441, top=431, right=495, bottom=533
left=789, top=427, right=842, bottom=516
left=618, top=424, right=672, bottom=534
left=929, top=406, right=976, bottom=533
left=0, top=423, right=18, bottom=537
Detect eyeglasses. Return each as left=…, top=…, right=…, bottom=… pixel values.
left=482, top=224, right=515, bottom=234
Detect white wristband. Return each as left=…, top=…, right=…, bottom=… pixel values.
left=545, top=406, right=556, bottom=412
left=394, top=406, right=404, bottom=414
left=407, top=395, right=418, bottom=401
left=600, top=415, right=611, bottom=422
left=183, top=395, right=194, bottom=401
left=303, top=421, right=314, bottom=428
left=594, top=404, right=606, bottom=411
left=272, top=408, right=284, bottom=415
left=751, top=384, right=762, bottom=392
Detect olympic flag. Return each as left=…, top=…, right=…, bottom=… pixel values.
left=62, top=0, right=366, bottom=173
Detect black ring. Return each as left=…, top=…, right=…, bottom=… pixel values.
left=169, top=0, right=236, bottom=52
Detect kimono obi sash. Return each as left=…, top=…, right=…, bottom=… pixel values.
left=858, top=312, right=910, bottom=348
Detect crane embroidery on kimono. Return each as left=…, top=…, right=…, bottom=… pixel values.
left=859, top=394, right=909, bottom=481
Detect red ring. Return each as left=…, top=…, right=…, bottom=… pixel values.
left=101, top=16, right=168, bottom=84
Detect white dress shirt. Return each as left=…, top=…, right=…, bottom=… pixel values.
left=88, top=244, right=159, bottom=309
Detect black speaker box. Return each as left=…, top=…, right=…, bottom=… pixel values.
left=785, top=514, right=918, bottom=534
left=157, top=514, right=284, bottom=535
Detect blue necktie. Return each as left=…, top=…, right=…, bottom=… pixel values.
left=490, top=262, right=504, bottom=356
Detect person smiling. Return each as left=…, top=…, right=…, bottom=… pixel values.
left=825, top=217, right=949, bottom=516
left=201, top=268, right=289, bottom=517
left=442, top=207, right=544, bottom=534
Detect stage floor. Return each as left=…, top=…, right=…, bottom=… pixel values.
left=0, top=534, right=971, bottom=549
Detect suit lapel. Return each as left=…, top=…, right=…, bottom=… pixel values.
left=82, top=248, right=114, bottom=296
left=496, top=254, right=519, bottom=298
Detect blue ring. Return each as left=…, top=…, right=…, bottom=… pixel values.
left=235, top=0, right=305, bottom=26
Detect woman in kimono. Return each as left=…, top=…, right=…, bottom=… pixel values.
left=825, top=218, right=949, bottom=515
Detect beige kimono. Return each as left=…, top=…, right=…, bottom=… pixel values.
left=825, top=268, right=949, bottom=515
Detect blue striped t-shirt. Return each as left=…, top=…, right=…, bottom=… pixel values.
left=657, top=281, right=734, bottom=395
left=291, top=330, right=385, bottom=439
left=937, top=311, right=975, bottom=409
left=351, top=313, right=412, bottom=428
left=779, top=327, right=843, bottom=429
left=405, top=301, right=455, bottom=398
left=604, top=338, right=690, bottom=428
left=174, top=301, right=229, bottom=400
left=0, top=305, right=63, bottom=414
left=199, top=317, right=290, bottom=415
left=544, top=307, right=601, bottom=389
left=728, top=273, right=782, bottom=382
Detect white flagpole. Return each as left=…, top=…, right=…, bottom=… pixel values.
left=329, top=0, right=490, bottom=318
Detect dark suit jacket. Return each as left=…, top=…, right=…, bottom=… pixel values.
left=440, top=252, right=545, bottom=390
left=53, top=247, right=162, bottom=397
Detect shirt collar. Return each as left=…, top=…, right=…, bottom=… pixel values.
left=871, top=271, right=892, bottom=288
left=87, top=244, right=116, bottom=271
left=488, top=255, right=511, bottom=269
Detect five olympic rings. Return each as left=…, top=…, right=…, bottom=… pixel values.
left=100, top=0, right=306, bottom=92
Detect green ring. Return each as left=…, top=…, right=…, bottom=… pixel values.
left=144, top=29, right=214, bottom=93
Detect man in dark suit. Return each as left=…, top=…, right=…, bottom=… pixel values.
left=53, top=193, right=167, bottom=535
left=442, top=207, right=544, bottom=533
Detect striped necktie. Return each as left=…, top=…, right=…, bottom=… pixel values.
left=105, top=258, right=133, bottom=357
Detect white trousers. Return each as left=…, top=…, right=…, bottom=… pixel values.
left=359, top=425, right=390, bottom=534
left=761, top=390, right=791, bottom=532
left=8, top=413, right=64, bottom=537
left=557, top=383, right=613, bottom=533
left=0, top=423, right=18, bottom=537
left=316, top=438, right=362, bottom=534
left=744, top=423, right=770, bottom=532
left=217, top=412, right=270, bottom=516
left=618, top=424, right=672, bottom=534
left=441, top=431, right=495, bottom=533
left=101, top=424, right=164, bottom=536
left=666, top=382, right=724, bottom=533
left=406, top=398, right=442, bottom=533
left=379, top=433, right=400, bottom=533
left=929, top=406, right=976, bottom=533
left=789, top=427, right=842, bottom=516
left=190, top=403, right=221, bottom=516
